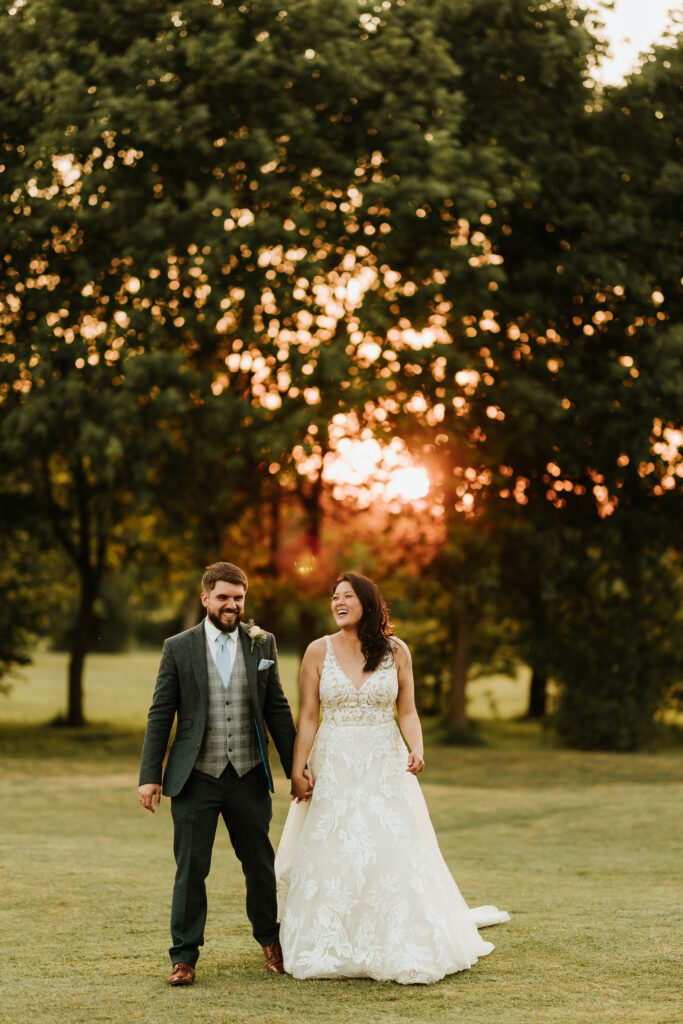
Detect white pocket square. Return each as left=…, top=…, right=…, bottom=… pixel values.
left=258, top=658, right=274, bottom=670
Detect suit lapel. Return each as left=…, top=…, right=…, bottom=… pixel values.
left=190, top=622, right=209, bottom=707
left=239, top=624, right=259, bottom=708
left=238, top=623, right=272, bottom=791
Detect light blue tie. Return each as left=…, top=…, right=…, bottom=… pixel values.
left=215, top=632, right=233, bottom=689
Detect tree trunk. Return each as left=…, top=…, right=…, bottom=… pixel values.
left=526, top=668, right=548, bottom=719
left=66, top=569, right=99, bottom=726
left=260, top=487, right=283, bottom=636
left=297, top=606, right=317, bottom=663
left=446, top=583, right=472, bottom=728
left=182, top=593, right=204, bottom=631
left=294, top=473, right=324, bottom=662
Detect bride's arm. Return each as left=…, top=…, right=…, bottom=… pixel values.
left=291, top=638, right=324, bottom=801
left=394, top=637, right=425, bottom=775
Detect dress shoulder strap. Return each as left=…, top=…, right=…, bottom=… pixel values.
left=324, top=634, right=332, bottom=653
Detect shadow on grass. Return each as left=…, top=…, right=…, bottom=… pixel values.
left=423, top=713, right=683, bottom=754
left=0, top=721, right=146, bottom=759
left=1, top=715, right=680, bottom=785
left=422, top=715, right=556, bottom=751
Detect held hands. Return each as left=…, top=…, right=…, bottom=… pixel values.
left=138, top=783, right=161, bottom=813
left=406, top=751, right=425, bottom=775
left=291, top=768, right=315, bottom=803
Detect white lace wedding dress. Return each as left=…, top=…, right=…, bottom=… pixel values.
left=275, top=637, right=509, bottom=985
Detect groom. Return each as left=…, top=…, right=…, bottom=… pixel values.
left=138, top=561, right=298, bottom=985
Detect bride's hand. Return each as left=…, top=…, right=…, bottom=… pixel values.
left=291, top=768, right=315, bottom=803
left=406, top=752, right=425, bottom=775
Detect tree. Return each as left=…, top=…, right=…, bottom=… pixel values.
left=3, top=0, right=679, bottom=748
left=0, top=513, right=48, bottom=691
left=339, top=0, right=682, bottom=744
left=495, top=24, right=683, bottom=745
left=0, top=0, right=475, bottom=718
left=338, top=0, right=605, bottom=726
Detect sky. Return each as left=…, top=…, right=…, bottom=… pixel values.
left=585, top=0, right=680, bottom=83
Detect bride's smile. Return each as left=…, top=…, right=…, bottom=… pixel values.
left=331, top=583, right=363, bottom=628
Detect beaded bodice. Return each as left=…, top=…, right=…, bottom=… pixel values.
left=319, top=635, right=397, bottom=727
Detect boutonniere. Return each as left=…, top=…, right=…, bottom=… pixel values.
left=245, top=619, right=268, bottom=653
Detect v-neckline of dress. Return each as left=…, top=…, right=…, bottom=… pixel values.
left=328, top=636, right=372, bottom=693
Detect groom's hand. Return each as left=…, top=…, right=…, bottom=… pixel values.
left=138, top=783, right=161, bottom=813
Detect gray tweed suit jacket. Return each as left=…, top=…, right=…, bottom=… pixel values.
left=139, top=620, right=296, bottom=795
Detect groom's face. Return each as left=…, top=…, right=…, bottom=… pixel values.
left=202, top=580, right=246, bottom=634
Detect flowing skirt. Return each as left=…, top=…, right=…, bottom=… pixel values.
left=276, top=719, right=509, bottom=984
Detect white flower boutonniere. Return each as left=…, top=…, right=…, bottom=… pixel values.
left=245, top=619, right=268, bottom=653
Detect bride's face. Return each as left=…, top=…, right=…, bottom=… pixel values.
left=331, top=582, right=363, bottom=629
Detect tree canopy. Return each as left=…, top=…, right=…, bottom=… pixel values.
left=1, top=0, right=681, bottom=746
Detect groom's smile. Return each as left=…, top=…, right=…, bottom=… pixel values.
left=201, top=580, right=247, bottom=633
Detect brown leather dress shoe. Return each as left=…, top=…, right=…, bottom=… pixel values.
left=167, top=962, right=195, bottom=986
left=262, top=940, right=285, bottom=974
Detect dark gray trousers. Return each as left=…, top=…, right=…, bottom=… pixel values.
left=169, top=763, right=278, bottom=965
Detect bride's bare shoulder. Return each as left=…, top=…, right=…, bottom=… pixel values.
left=303, top=636, right=328, bottom=663
left=389, top=635, right=411, bottom=666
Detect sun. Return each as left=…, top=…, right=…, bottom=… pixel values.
left=384, top=466, right=430, bottom=502
left=319, top=434, right=431, bottom=507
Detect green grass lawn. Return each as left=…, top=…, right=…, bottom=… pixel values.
left=1, top=653, right=682, bottom=1023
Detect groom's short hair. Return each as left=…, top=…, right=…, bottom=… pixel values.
left=201, top=562, right=248, bottom=594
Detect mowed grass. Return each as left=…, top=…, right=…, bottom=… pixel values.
left=1, top=653, right=682, bottom=1024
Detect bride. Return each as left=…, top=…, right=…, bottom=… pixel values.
left=275, top=571, right=509, bottom=985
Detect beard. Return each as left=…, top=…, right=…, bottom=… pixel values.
left=208, top=607, right=243, bottom=634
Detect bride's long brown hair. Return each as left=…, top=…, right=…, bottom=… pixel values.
left=334, top=572, right=393, bottom=672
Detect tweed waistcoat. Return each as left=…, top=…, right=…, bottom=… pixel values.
left=194, top=636, right=261, bottom=778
